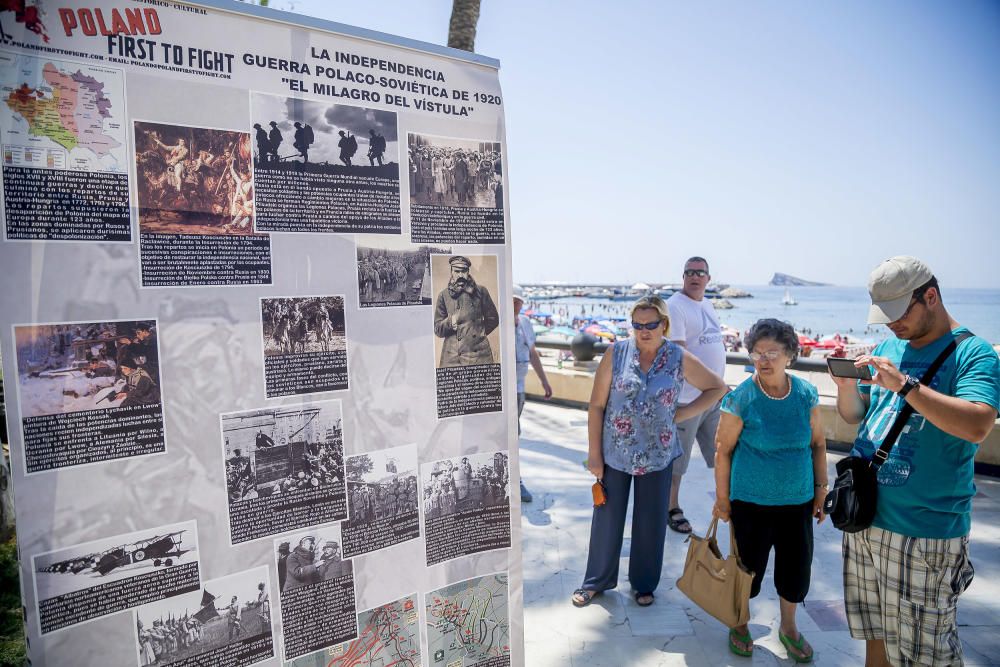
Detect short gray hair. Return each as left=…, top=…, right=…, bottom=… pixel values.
left=744, top=318, right=799, bottom=362
left=685, top=256, right=709, bottom=272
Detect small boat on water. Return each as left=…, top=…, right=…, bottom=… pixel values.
left=782, top=289, right=798, bottom=306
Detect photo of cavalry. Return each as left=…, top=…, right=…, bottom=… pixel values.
left=261, top=297, right=346, bottom=356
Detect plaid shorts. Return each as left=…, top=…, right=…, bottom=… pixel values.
left=843, top=525, right=975, bottom=666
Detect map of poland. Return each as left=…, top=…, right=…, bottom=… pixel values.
left=1, top=52, right=126, bottom=172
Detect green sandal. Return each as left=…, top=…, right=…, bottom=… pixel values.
left=779, top=631, right=813, bottom=663
left=728, top=627, right=753, bottom=657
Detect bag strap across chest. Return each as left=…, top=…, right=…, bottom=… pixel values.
left=870, top=331, right=973, bottom=470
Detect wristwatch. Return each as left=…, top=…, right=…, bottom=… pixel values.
left=898, top=374, right=920, bottom=398
left=814, top=482, right=829, bottom=491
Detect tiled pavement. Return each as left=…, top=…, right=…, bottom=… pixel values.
left=518, top=400, right=1000, bottom=666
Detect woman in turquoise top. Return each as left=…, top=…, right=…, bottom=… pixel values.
left=572, top=296, right=727, bottom=608
left=714, top=319, right=828, bottom=662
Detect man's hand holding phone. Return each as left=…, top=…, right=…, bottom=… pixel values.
left=827, top=357, right=874, bottom=383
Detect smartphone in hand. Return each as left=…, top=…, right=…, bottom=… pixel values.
left=827, top=357, right=873, bottom=381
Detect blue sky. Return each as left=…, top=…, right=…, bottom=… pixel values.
left=268, top=0, right=1000, bottom=288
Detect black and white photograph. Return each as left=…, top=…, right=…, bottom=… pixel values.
left=13, top=319, right=165, bottom=474
left=32, top=520, right=201, bottom=635
left=341, top=443, right=421, bottom=558
left=221, top=401, right=347, bottom=544
left=408, top=133, right=505, bottom=244
left=261, top=296, right=348, bottom=398
left=357, top=235, right=451, bottom=308
left=251, top=92, right=401, bottom=234
left=274, top=526, right=358, bottom=661
left=134, top=121, right=272, bottom=288
left=431, top=254, right=503, bottom=419
left=421, top=452, right=511, bottom=567
left=134, top=567, right=274, bottom=667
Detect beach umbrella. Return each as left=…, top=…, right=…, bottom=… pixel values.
left=631, top=282, right=650, bottom=291
left=585, top=324, right=615, bottom=341
left=797, top=334, right=819, bottom=347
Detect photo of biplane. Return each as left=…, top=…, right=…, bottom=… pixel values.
left=94, top=530, right=189, bottom=575
left=32, top=520, right=200, bottom=606
left=37, top=531, right=190, bottom=577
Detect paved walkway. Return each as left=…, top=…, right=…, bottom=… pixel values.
left=518, top=400, right=1000, bottom=666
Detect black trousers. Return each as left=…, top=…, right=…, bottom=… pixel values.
left=581, top=463, right=672, bottom=594
left=730, top=499, right=814, bottom=603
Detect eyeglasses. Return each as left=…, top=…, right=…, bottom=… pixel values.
left=748, top=350, right=785, bottom=362
left=632, top=321, right=662, bottom=331
left=891, top=293, right=925, bottom=324
left=683, top=269, right=708, bottom=278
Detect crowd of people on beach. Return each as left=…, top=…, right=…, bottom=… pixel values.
left=540, top=254, right=1000, bottom=666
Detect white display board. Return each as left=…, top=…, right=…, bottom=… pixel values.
left=0, top=2, right=521, bottom=664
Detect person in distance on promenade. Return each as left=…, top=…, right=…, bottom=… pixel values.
left=832, top=256, right=999, bottom=667
left=666, top=256, right=727, bottom=534
left=714, top=318, right=827, bottom=661
left=572, top=295, right=727, bottom=608
left=513, top=285, right=553, bottom=503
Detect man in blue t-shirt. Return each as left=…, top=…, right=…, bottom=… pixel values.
left=832, top=256, right=999, bottom=667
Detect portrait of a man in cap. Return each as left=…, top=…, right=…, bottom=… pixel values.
left=433, top=255, right=500, bottom=367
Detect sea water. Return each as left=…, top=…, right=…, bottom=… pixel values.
left=529, top=286, right=1000, bottom=344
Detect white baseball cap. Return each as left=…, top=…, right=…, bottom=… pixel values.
left=512, top=285, right=525, bottom=303
left=867, top=256, right=934, bottom=324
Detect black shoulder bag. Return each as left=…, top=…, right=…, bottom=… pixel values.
left=824, top=332, right=972, bottom=532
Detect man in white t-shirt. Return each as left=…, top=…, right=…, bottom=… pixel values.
left=666, top=256, right=727, bottom=533
left=514, top=286, right=552, bottom=503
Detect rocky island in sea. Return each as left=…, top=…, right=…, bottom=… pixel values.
left=769, top=272, right=831, bottom=287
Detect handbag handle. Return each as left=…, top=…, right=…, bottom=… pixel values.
left=705, top=516, right=742, bottom=560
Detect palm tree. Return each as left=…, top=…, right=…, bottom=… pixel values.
left=447, top=0, right=481, bottom=52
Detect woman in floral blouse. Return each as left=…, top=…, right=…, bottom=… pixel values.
left=572, top=295, right=727, bottom=608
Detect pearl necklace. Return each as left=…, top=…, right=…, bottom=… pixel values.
left=755, top=373, right=791, bottom=400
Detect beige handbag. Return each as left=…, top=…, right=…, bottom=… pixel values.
left=676, top=517, right=753, bottom=627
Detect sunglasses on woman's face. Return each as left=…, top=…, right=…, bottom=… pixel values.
left=631, top=321, right=661, bottom=330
